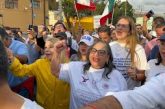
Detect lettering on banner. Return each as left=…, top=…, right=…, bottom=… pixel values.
left=113, top=58, right=131, bottom=79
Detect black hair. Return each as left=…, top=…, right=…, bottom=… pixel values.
left=155, top=52, right=162, bottom=65
left=153, top=16, right=165, bottom=26
left=54, top=20, right=67, bottom=30
left=0, top=40, right=8, bottom=82
left=98, top=25, right=111, bottom=36
left=0, top=27, right=10, bottom=40
left=83, top=40, right=115, bottom=79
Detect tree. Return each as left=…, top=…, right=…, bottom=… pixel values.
left=49, top=0, right=58, bottom=10
left=111, top=1, right=134, bottom=25
left=48, top=0, right=134, bottom=29
left=48, top=0, right=106, bottom=29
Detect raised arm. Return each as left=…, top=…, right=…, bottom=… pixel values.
left=51, top=40, right=67, bottom=77
left=80, top=95, right=122, bottom=109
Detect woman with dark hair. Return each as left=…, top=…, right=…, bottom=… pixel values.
left=70, top=34, right=94, bottom=61
left=51, top=40, right=127, bottom=109
left=0, top=40, right=43, bottom=109
left=145, top=34, right=165, bottom=81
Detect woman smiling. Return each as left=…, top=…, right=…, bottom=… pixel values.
left=110, top=16, right=148, bottom=89
left=51, top=40, right=127, bottom=109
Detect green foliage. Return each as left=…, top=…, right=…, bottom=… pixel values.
left=111, top=1, right=135, bottom=25
left=49, top=0, right=58, bottom=10
left=48, top=0, right=134, bottom=28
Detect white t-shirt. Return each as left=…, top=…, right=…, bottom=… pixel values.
left=113, top=73, right=165, bottom=109
left=145, top=59, right=165, bottom=81
left=109, top=41, right=148, bottom=89
left=21, top=97, right=43, bottom=109
left=59, top=62, right=127, bottom=109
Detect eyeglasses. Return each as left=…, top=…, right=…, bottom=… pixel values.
left=116, top=24, right=130, bottom=30
left=90, top=48, right=107, bottom=56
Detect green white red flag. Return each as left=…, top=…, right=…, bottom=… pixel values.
left=75, top=0, right=96, bottom=11
left=100, top=0, right=115, bottom=25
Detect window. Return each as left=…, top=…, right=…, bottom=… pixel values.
left=32, top=0, right=40, bottom=9
left=5, top=0, right=18, bottom=9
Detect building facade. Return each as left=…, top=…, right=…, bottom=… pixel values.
left=0, top=0, right=48, bottom=31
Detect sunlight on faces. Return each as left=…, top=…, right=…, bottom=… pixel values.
left=79, top=42, right=89, bottom=55
left=54, top=24, right=66, bottom=34
left=89, top=42, right=109, bottom=69
left=98, top=32, right=111, bottom=43
left=116, top=19, right=130, bottom=41
left=111, top=30, right=117, bottom=41
left=44, top=41, right=54, bottom=60
left=155, top=27, right=165, bottom=37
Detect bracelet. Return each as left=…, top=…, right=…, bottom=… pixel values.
left=86, top=104, right=97, bottom=109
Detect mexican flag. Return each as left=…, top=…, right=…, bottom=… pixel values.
left=75, top=0, right=96, bottom=11
left=100, top=0, right=115, bottom=25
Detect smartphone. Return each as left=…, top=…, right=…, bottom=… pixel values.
left=33, top=26, right=38, bottom=33
left=28, top=25, right=33, bottom=30
left=146, top=10, right=154, bottom=18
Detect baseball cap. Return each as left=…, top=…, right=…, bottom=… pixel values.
left=92, top=32, right=99, bottom=38
left=55, top=32, right=67, bottom=39
left=158, top=34, right=165, bottom=41
left=79, top=35, right=94, bottom=46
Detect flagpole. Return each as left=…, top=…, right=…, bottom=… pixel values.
left=110, top=0, right=116, bottom=25
left=74, top=0, right=81, bottom=26
left=125, top=0, right=127, bottom=16
left=111, top=6, right=115, bottom=24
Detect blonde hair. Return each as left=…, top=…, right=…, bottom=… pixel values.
left=118, top=16, right=138, bottom=66
left=46, top=37, right=69, bottom=63
left=45, top=37, right=59, bottom=44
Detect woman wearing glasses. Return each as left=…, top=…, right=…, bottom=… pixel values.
left=51, top=40, right=127, bottom=109
left=110, top=16, right=148, bottom=90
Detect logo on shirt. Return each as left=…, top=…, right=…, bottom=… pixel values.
left=81, top=76, right=89, bottom=82
left=102, top=83, right=109, bottom=90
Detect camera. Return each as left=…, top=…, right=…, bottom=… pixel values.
left=146, top=10, right=154, bottom=18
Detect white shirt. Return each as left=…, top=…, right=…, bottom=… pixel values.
left=145, top=59, right=165, bottom=81
left=110, top=41, right=148, bottom=89
left=59, top=62, right=127, bottom=109
left=21, top=97, right=43, bottom=109
left=113, top=73, right=165, bottom=109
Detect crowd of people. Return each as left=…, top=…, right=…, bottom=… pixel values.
left=0, top=13, right=165, bottom=109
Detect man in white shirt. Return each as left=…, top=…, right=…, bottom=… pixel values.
left=80, top=73, right=165, bottom=109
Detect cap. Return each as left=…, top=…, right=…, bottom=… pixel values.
left=149, top=31, right=157, bottom=37
left=79, top=35, right=94, bottom=46
left=158, top=34, right=165, bottom=41
left=55, top=32, right=67, bottom=39
left=92, top=32, right=99, bottom=38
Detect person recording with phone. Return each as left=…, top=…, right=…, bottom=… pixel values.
left=26, top=25, right=43, bottom=64
left=143, top=10, right=165, bottom=60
